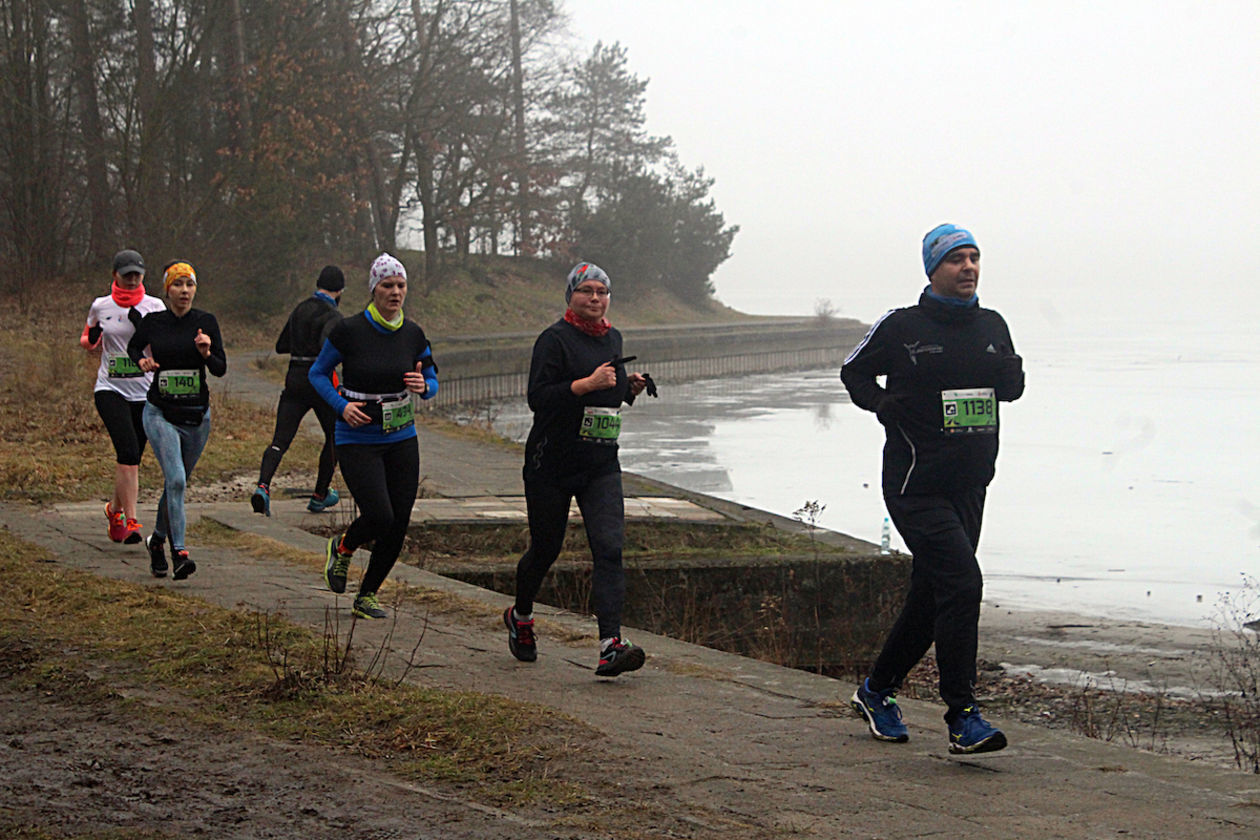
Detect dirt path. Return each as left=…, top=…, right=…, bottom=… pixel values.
left=4, top=499, right=1259, bottom=840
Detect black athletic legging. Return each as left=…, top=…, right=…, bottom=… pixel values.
left=336, top=436, right=419, bottom=595
left=94, top=390, right=148, bottom=465
left=258, top=367, right=338, bottom=495
left=515, top=468, right=626, bottom=639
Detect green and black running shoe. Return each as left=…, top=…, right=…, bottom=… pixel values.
left=352, top=592, right=387, bottom=620
left=324, top=536, right=352, bottom=594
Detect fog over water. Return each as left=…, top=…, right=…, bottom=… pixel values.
left=544, top=2, right=1260, bottom=627
left=491, top=309, right=1259, bottom=628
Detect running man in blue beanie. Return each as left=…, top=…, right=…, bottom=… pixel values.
left=841, top=224, right=1025, bottom=754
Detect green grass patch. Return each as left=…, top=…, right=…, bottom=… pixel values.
left=0, top=529, right=594, bottom=806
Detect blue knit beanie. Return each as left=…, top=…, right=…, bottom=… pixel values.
left=922, top=224, right=979, bottom=276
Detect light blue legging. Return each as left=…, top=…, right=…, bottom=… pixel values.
left=142, top=402, right=211, bottom=551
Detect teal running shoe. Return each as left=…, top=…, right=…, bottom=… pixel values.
left=250, top=484, right=270, bottom=517
left=307, top=487, right=340, bottom=513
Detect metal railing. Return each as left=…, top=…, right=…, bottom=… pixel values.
left=429, top=346, right=848, bottom=409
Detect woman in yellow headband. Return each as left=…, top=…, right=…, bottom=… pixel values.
left=126, top=260, right=227, bottom=580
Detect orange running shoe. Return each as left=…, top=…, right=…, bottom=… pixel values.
left=104, top=504, right=128, bottom=543
left=123, top=517, right=144, bottom=545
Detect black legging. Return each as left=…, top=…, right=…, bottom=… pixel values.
left=94, top=390, right=148, bottom=465
left=515, top=469, right=626, bottom=639
left=258, top=368, right=338, bottom=495
left=336, top=436, right=419, bottom=595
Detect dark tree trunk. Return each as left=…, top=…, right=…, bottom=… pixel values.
left=67, top=0, right=110, bottom=260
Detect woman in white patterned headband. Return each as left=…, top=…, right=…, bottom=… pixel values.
left=307, top=253, right=439, bottom=620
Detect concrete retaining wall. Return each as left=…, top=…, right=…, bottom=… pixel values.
left=437, top=552, right=911, bottom=676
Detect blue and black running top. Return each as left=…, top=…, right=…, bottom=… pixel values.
left=309, top=310, right=438, bottom=446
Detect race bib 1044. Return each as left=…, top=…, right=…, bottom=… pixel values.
left=579, top=406, right=621, bottom=445
left=941, top=388, right=997, bottom=435
left=157, top=369, right=200, bottom=399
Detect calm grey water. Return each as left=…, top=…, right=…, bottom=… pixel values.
left=490, top=316, right=1259, bottom=628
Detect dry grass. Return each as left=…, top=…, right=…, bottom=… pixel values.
left=0, top=528, right=595, bottom=805
left=0, top=294, right=321, bottom=505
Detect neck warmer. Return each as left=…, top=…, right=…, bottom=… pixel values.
left=366, top=301, right=404, bottom=331
left=564, top=308, right=611, bottom=337
left=923, top=285, right=979, bottom=308
left=314, top=290, right=339, bottom=307
left=112, top=280, right=146, bottom=308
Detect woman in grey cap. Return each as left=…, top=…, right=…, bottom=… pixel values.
left=79, top=249, right=166, bottom=548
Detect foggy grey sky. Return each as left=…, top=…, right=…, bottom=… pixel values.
left=566, top=1, right=1260, bottom=332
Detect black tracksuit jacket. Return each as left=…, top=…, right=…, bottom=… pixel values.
left=841, top=291, right=1025, bottom=496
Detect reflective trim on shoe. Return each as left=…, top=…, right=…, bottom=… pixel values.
left=146, top=534, right=167, bottom=578
left=251, top=485, right=271, bottom=517
left=850, top=678, right=909, bottom=743
left=123, top=517, right=144, bottom=544
left=307, top=487, right=340, bottom=513
left=105, top=504, right=127, bottom=542
left=171, top=550, right=196, bottom=581
left=504, top=606, right=537, bottom=662
left=948, top=706, right=1007, bottom=755
left=595, top=638, right=645, bottom=677
left=324, top=536, right=352, bottom=594
left=352, top=592, right=387, bottom=620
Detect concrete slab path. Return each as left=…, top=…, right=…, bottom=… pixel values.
left=6, top=496, right=1258, bottom=839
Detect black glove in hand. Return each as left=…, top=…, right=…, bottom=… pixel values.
left=875, top=392, right=905, bottom=426
left=642, top=373, right=658, bottom=398
left=995, top=342, right=1023, bottom=391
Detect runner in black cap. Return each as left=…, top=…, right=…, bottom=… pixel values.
left=251, top=266, right=345, bottom=516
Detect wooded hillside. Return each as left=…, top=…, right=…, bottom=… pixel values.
left=0, top=0, right=738, bottom=313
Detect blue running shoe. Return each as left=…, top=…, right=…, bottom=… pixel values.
left=850, top=678, right=909, bottom=742
left=308, top=487, right=340, bottom=513
left=948, top=706, right=1007, bottom=754
left=251, top=484, right=270, bottom=517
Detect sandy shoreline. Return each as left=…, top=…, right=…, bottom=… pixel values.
left=979, top=603, right=1222, bottom=698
